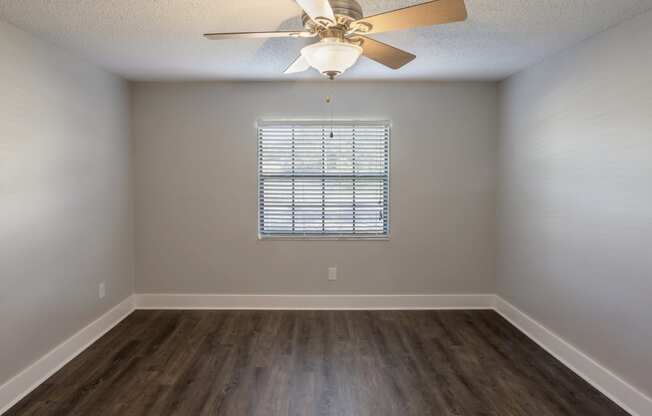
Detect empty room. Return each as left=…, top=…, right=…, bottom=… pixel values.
left=1, top=0, right=651, bottom=415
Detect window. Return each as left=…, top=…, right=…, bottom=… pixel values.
left=258, top=121, right=390, bottom=239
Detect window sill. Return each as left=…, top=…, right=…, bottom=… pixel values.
left=257, top=235, right=390, bottom=241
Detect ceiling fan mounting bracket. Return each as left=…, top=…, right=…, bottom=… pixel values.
left=346, top=36, right=364, bottom=46
left=348, top=21, right=372, bottom=34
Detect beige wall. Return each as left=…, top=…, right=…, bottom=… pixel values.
left=132, top=81, right=498, bottom=295
left=0, top=21, right=133, bottom=385
left=498, top=10, right=652, bottom=396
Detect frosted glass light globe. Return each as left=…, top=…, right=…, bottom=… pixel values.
left=301, top=38, right=363, bottom=78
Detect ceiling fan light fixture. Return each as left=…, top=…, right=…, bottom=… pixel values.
left=300, top=38, right=362, bottom=78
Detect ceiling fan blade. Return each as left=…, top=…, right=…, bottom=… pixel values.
left=204, top=31, right=314, bottom=40
left=353, top=0, right=467, bottom=35
left=295, top=0, right=335, bottom=23
left=284, top=55, right=311, bottom=74
left=357, top=36, right=416, bottom=69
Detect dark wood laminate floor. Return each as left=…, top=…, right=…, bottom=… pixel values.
left=6, top=310, right=629, bottom=416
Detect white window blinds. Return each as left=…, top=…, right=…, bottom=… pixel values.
left=258, top=121, right=390, bottom=238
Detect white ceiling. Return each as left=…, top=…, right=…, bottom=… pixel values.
left=1, top=0, right=652, bottom=81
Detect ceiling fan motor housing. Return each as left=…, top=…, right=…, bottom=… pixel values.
left=302, top=0, right=364, bottom=29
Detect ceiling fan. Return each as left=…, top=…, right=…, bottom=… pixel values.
left=204, top=0, right=468, bottom=79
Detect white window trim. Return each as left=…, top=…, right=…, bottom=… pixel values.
left=256, top=119, right=391, bottom=241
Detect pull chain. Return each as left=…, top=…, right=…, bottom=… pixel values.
left=326, top=80, right=334, bottom=138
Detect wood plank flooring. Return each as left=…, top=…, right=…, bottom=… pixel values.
left=6, top=310, right=630, bottom=416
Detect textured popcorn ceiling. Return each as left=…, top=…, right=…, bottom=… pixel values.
left=1, top=0, right=652, bottom=81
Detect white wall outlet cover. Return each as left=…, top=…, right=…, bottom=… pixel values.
left=99, top=282, right=106, bottom=299
left=328, top=267, right=337, bottom=281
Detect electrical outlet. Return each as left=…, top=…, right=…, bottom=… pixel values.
left=328, top=267, right=337, bottom=281
left=99, top=282, right=106, bottom=299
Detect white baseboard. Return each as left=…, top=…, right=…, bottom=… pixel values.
left=3, top=294, right=649, bottom=416
left=0, top=296, right=135, bottom=415
left=495, top=296, right=652, bottom=416
left=133, top=293, right=496, bottom=310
